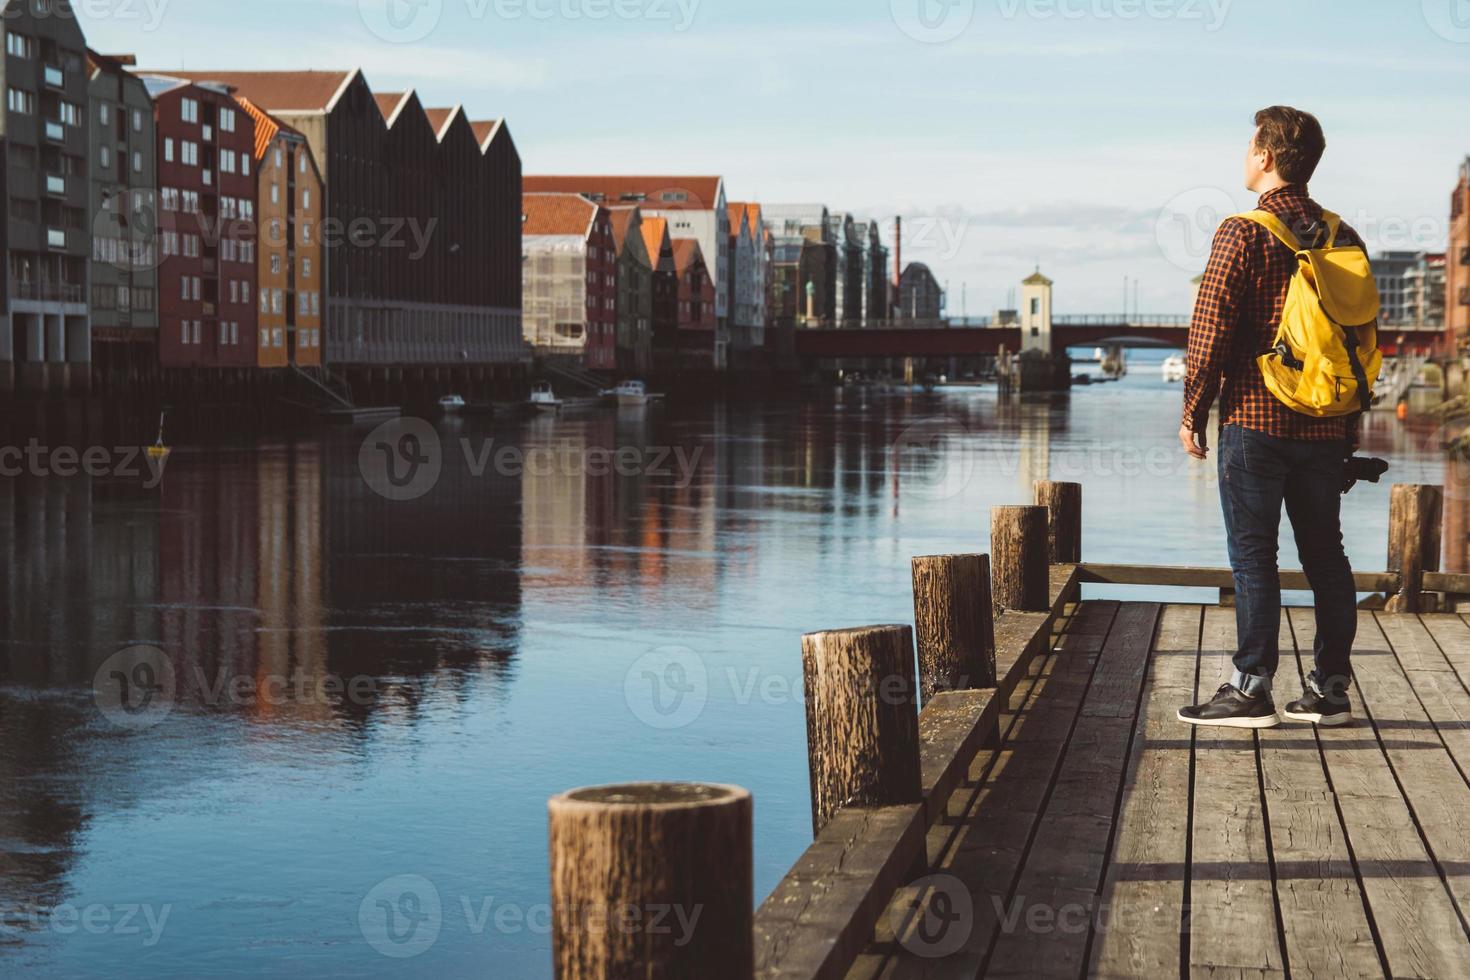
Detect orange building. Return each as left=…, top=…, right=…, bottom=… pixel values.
left=239, top=97, right=324, bottom=367
left=1449, top=158, right=1470, bottom=350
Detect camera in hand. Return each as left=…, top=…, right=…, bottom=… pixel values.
left=1343, top=456, right=1389, bottom=493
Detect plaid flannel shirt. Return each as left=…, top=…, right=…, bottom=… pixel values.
left=1182, top=185, right=1368, bottom=445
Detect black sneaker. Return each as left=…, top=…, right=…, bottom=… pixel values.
left=1177, top=684, right=1280, bottom=729
left=1283, top=686, right=1352, bottom=726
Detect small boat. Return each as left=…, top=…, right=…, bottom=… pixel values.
left=529, top=381, right=563, bottom=413
left=146, top=411, right=171, bottom=462
left=1161, top=354, right=1186, bottom=383
left=437, top=394, right=466, bottom=415
left=602, top=380, right=658, bottom=407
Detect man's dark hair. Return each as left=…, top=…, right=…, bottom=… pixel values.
left=1253, top=106, right=1326, bottom=186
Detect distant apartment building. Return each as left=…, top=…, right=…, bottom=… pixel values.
left=763, top=205, right=836, bottom=326
left=607, top=206, right=652, bottom=374
left=1451, top=158, right=1470, bottom=348
left=1404, top=252, right=1446, bottom=329
left=726, top=201, right=766, bottom=355
left=0, top=2, right=91, bottom=393
left=142, top=75, right=258, bottom=369
left=87, top=51, right=158, bottom=391
left=521, top=193, right=616, bottom=370
left=524, top=176, right=729, bottom=369
left=161, top=70, right=525, bottom=371
left=238, top=97, right=324, bottom=368
left=899, top=262, right=944, bottom=320
left=1373, top=250, right=1421, bottom=325
left=828, top=211, right=864, bottom=327
left=640, top=216, right=678, bottom=370
left=672, top=237, right=715, bottom=366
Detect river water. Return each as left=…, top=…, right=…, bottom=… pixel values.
left=1, top=352, right=1462, bottom=977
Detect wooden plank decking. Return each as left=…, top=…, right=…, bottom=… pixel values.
left=857, top=601, right=1470, bottom=979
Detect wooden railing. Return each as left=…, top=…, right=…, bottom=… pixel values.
left=541, top=479, right=1453, bottom=979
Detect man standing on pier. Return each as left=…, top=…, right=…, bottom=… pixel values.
left=1176, top=106, right=1365, bottom=729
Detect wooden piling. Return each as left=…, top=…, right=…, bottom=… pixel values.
left=801, top=625, right=922, bottom=836
left=1386, top=483, right=1444, bottom=613
left=1034, top=480, right=1082, bottom=564
left=548, top=782, right=752, bottom=980
left=991, top=505, right=1051, bottom=613
left=911, top=554, right=996, bottom=702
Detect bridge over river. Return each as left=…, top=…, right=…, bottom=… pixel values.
left=793, top=315, right=1449, bottom=361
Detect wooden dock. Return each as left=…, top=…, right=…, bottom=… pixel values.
left=544, top=481, right=1470, bottom=980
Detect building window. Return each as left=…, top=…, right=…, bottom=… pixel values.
left=133, top=108, right=142, bottom=132
left=311, top=292, right=319, bottom=315
left=6, top=31, right=33, bottom=59
left=274, top=147, right=282, bottom=169
left=231, top=322, right=238, bottom=345
left=241, top=155, right=249, bottom=177
left=164, top=137, right=174, bottom=162
left=220, top=149, right=235, bottom=174
left=7, top=87, right=33, bottom=115
left=302, top=257, right=311, bottom=279
left=272, top=289, right=282, bottom=314
left=302, top=188, right=311, bottom=209
left=270, top=183, right=279, bottom=204
left=273, top=328, right=284, bottom=347
left=59, top=101, right=80, bottom=126
left=100, top=145, right=111, bottom=170
left=220, top=107, right=235, bottom=132
left=99, top=102, right=110, bottom=126
left=299, top=153, right=306, bottom=174
left=132, top=150, right=142, bottom=174
left=181, top=97, right=198, bottom=123
left=270, top=254, right=281, bottom=274
left=180, top=320, right=189, bottom=344
left=260, top=291, right=269, bottom=314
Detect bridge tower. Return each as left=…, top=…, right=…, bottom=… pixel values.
left=1020, top=269, right=1054, bottom=354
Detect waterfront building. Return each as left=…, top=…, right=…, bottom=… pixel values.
left=1449, top=159, right=1470, bottom=348
left=639, top=216, right=678, bottom=372
left=607, top=205, right=653, bottom=374
left=763, top=205, right=836, bottom=326
left=898, top=261, right=944, bottom=321
left=828, top=211, right=864, bottom=328
left=142, top=74, right=258, bottom=369
left=0, top=1, right=91, bottom=394
left=238, top=97, right=324, bottom=368
left=87, top=51, right=158, bottom=392
left=523, top=176, right=729, bottom=369
left=726, top=201, right=766, bottom=359
left=672, top=237, right=716, bottom=366
left=853, top=219, right=888, bottom=326
left=160, top=71, right=525, bottom=371
left=521, top=192, right=616, bottom=369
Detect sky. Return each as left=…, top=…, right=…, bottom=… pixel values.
left=81, top=0, right=1470, bottom=317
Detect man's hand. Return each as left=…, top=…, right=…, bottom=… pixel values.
left=1180, top=424, right=1209, bottom=460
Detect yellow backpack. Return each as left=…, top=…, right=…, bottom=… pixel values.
left=1233, top=209, right=1382, bottom=417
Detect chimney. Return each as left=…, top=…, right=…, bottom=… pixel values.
left=894, top=216, right=902, bottom=288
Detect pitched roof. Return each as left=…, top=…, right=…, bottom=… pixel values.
left=424, top=107, right=456, bottom=139
left=672, top=237, right=705, bottom=275
left=236, top=97, right=280, bottom=160
left=375, top=91, right=410, bottom=122
left=470, top=119, right=503, bottom=149
left=522, top=193, right=598, bottom=237
left=151, top=69, right=357, bottom=112
left=727, top=202, right=764, bottom=240
left=1022, top=269, right=1053, bottom=286
left=606, top=206, right=640, bottom=252
left=523, top=176, right=723, bottom=211
left=640, top=216, right=671, bottom=269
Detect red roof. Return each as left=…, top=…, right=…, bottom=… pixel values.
left=375, top=91, right=409, bottom=121
left=522, top=193, right=598, bottom=237
left=606, top=206, right=640, bottom=252
left=523, top=176, right=722, bottom=212
left=470, top=119, right=502, bottom=148
left=424, top=107, right=455, bottom=137
left=640, top=216, right=671, bottom=269
left=151, top=69, right=357, bottom=112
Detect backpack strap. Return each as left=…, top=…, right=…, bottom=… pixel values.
left=1321, top=209, right=1341, bottom=248
left=1233, top=210, right=1302, bottom=252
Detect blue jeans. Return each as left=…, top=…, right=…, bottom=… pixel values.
left=1217, top=424, right=1356, bottom=696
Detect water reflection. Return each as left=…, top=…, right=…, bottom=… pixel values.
left=0, top=372, right=1462, bottom=976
